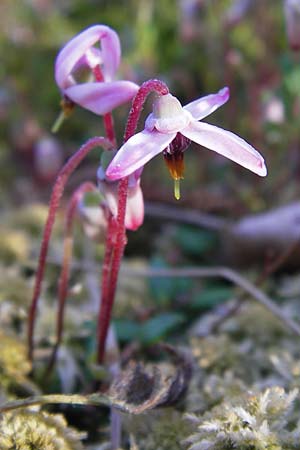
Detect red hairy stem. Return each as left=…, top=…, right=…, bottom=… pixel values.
left=96, top=215, right=115, bottom=363
left=96, top=79, right=169, bottom=363
left=96, top=181, right=128, bottom=363
left=28, top=136, right=111, bottom=362
left=93, top=65, right=116, bottom=146
left=124, top=79, right=169, bottom=141
left=46, top=181, right=96, bottom=375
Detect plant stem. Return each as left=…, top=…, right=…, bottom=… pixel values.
left=97, top=178, right=128, bottom=363
left=46, top=182, right=96, bottom=375
left=96, top=215, right=115, bottom=362
left=96, top=79, right=169, bottom=363
left=124, top=79, right=169, bottom=141
left=28, top=137, right=111, bottom=363
left=93, top=65, right=116, bottom=145
left=0, top=393, right=109, bottom=413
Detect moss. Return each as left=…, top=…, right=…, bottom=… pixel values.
left=125, top=409, right=192, bottom=450
left=0, top=331, right=39, bottom=398
left=185, top=387, right=299, bottom=450
left=0, top=410, right=84, bottom=450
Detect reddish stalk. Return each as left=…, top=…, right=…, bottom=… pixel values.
left=46, top=181, right=96, bottom=375
left=96, top=215, right=115, bottom=361
left=93, top=65, right=116, bottom=145
left=96, top=179, right=128, bottom=363
left=123, top=79, right=169, bottom=141
left=96, top=79, right=169, bottom=363
left=28, top=136, right=111, bottom=362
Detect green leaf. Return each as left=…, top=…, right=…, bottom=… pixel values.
left=175, top=226, right=216, bottom=257
left=191, top=286, right=233, bottom=310
left=113, top=319, right=141, bottom=342
left=114, top=313, right=185, bottom=345
left=139, top=312, right=185, bottom=344
left=148, top=257, right=177, bottom=305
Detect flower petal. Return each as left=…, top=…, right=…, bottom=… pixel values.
left=106, top=130, right=176, bottom=180
left=183, top=87, right=230, bottom=121
left=125, top=182, right=144, bottom=230
left=181, top=121, right=267, bottom=176
left=72, top=47, right=102, bottom=74
left=64, top=81, right=139, bottom=115
left=98, top=178, right=144, bottom=231
left=55, top=25, right=121, bottom=89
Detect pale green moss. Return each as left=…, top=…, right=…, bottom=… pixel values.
left=0, top=331, right=39, bottom=398
left=124, top=409, right=192, bottom=450
left=0, top=410, right=84, bottom=450
left=185, top=387, right=300, bottom=450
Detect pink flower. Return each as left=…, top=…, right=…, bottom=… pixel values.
left=97, top=165, right=144, bottom=231
left=106, top=87, right=267, bottom=198
left=55, top=25, right=139, bottom=114
left=284, top=0, right=300, bottom=51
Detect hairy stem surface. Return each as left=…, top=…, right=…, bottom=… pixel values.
left=97, top=79, right=169, bottom=363
left=28, top=137, right=111, bottom=362
left=46, top=182, right=96, bottom=375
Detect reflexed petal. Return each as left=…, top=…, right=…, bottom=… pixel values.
left=72, top=48, right=102, bottom=73
left=181, top=121, right=267, bottom=176
left=106, top=130, right=176, bottom=180
left=125, top=183, right=144, bottom=230
left=64, top=81, right=139, bottom=115
left=99, top=179, right=144, bottom=230
left=55, top=25, right=121, bottom=89
left=128, top=168, right=144, bottom=188
left=184, top=87, right=230, bottom=121
left=100, top=27, right=121, bottom=81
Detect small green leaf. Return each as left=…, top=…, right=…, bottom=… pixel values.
left=175, top=226, right=216, bottom=257
left=191, top=286, right=233, bottom=310
left=149, top=257, right=177, bottom=305
left=139, top=312, right=185, bottom=344
left=114, top=313, right=186, bottom=345
left=114, top=319, right=141, bottom=342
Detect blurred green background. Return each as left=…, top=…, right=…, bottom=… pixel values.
left=1, top=0, right=300, bottom=347
left=1, top=0, right=298, bottom=214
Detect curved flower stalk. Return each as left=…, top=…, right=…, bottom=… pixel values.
left=46, top=161, right=144, bottom=372
left=96, top=79, right=169, bottom=364
left=27, top=137, right=112, bottom=362
left=45, top=160, right=144, bottom=373
left=106, top=87, right=267, bottom=199
left=55, top=25, right=139, bottom=115
left=45, top=182, right=98, bottom=375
